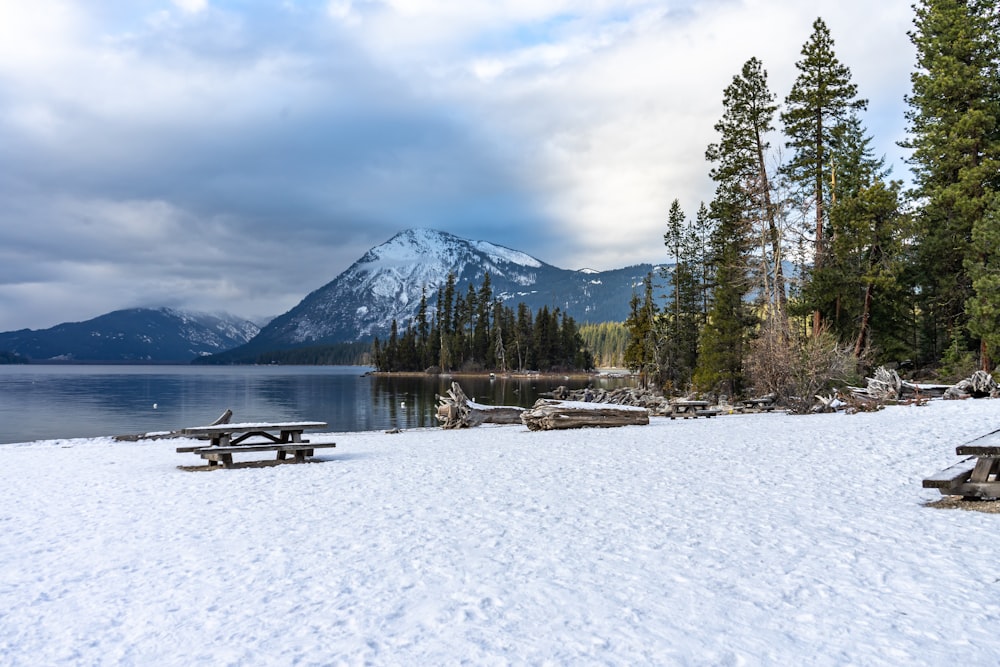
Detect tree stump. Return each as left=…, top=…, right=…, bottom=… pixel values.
left=435, top=382, right=525, bottom=429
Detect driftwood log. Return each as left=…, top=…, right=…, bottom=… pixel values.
left=520, top=399, right=649, bottom=431
left=436, top=382, right=525, bottom=429
left=850, top=366, right=950, bottom=403
left=945, top=370, right=998, bottom=399
left=113, top=408, right=233, bottom=441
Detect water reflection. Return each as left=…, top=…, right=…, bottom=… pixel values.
left=368, top=373, right=635, bottom=431
left=0, top=366, right=636, bottom=444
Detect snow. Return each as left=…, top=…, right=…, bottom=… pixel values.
left=3, top=399, right=1000, bottom=664
left=471, top=240, right=543, bottom=268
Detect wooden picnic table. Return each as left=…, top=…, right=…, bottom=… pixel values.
left=669, top=400, right=719, bottom=420
left=923, top=429, right=1000, bottom=499
left=176, top=421, right=335, bottom=468
left=741, top=398, right=776, bottom=413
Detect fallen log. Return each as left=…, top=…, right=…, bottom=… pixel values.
left=436, top=382, right=525, bottom=429
left=520, top=399, right=649, bottom=431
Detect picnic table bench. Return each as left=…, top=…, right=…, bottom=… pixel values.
left=176, top=421, right=336, bottom=468
left=669, top=400, right=720, bottom=420
left=923, top=428, right=1000, bottom=499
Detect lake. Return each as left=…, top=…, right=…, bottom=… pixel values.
left=0, top=365, right=635, bottom=444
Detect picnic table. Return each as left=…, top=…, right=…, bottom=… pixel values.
left=741, top=398, right=777, bottom=413
left=176, top=421, right=336, bottom=468
left=923, top=429, right=1000, bottom=499
left=669, top=400, right=719, bottom=420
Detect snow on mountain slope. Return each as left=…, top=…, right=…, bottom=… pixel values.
left=238, top=228, right=656, bottom=351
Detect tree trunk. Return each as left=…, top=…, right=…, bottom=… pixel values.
left=520, top=399, right=650, bottom=431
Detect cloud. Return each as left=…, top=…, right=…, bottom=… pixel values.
left=172, top=0, right=209, bottom=13
left=0, top=0, right=918, bottom=331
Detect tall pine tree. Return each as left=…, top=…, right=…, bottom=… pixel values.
left=903, top=0, right=1000, bottom=367
left=781, top=17, right=867, bottom=334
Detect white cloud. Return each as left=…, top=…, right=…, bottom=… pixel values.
left=171, top=0, right=209, bottom=14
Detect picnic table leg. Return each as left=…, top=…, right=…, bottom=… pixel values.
left=970, top=457, right=1000, bottom=483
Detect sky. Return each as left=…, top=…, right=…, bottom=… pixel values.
left=0, top=0, right=917, bottom=332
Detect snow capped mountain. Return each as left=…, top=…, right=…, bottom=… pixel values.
left=0, top=308, right=260, bottom=362
left=238, top=228, right=655, bottom=353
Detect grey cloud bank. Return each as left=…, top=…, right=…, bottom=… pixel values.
left=0, top=0, right=914, bottom=332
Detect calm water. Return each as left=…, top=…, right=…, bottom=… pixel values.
left=0, top=365, right=634, bottom=444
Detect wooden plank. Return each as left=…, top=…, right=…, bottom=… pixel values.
left=948, top=481, right=1000, bottom=500
left=956, top=445, right=1000, bottom=457
left=922, top=456, right=978, bottom=489
left=194, top=442, right=336, bottom=455
left=181, top=421, right=327, bottom=436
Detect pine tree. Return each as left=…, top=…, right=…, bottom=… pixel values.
left=706, top=57, right=785, bottom=311
left=695, top=59, right=772, bottom=395
left=966, top=194, right=1000, bottom=364
left=828, top=179, right=912, bottom=358
left=781, top=17, right=867, bottom=333
left=662, top=200, right=702, bottom=390
left=903, top=0, right=1000, bottom=366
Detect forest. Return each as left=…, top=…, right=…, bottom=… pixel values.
left=372, top=272, right=594, bottom=373
left=618, top=1, right=999, bottom=400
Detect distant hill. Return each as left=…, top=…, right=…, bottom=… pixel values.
left=216, top=228, right=659, bottom=359
left=0, top=308, right=260, bottom=363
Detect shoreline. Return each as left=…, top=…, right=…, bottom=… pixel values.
left=366, top=369, right=634, bottom=380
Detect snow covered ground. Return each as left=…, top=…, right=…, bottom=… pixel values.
left=2, top=399, right=1000, bottom=665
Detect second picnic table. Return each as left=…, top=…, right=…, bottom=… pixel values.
left=923, top=428, right=1000, bottom=499
left=669, top=400, right=719, bottom=419
left=177, top=421, right=336, bottom=468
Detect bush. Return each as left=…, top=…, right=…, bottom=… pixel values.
left=746, top=315, right=859, bottom=413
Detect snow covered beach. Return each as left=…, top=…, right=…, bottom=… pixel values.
left=2, top=399, right=1000, bottom=665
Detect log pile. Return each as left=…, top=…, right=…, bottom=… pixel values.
left=540, top=385, right=669, bottom=413
left=520, top=399, right=650, bottom=431
left=849, top=367, right=949, bottom=403
left=435, top=382, right=525, bottom=429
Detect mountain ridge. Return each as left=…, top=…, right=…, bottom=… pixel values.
left=226, top=228, right=657, bottom=357
left=0, top=308, right=260, bottom=363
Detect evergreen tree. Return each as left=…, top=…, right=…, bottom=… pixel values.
left=706, top=57, right=785, bottom=311
left=662, top=200, right=702, bottom=390
left=623, top=274, right=662, bottom=388
left=694, top=197, right=754, bottom=396
left=416, top=287, right=431, bottom=368
left=903, top=0, right=1000, bottom=366
left=693, top=201, right=715, bottom=323
left=966, top=194, right=1000, bottom=362
left=828, top=179, right=913, bottom=358
left=695, top=59, right=770, bottom=394
left=438, top=273, right=456, bottom=370
left=473, top=273, right=493, bottom=364
left=781, top=17, right=867, bottom=333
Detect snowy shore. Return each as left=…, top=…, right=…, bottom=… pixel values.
left=2, top=399, right=1000, bottom=665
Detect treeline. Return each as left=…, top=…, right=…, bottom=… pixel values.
left=579, top=322, right=628, bottom=368
left=0, top=350, right=28, bottom=364
left=372, top=273, right=594, bottom=372
left=625, top=5, right=1000, bottom=403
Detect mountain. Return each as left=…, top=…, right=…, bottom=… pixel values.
left=227, top=228, right=657, bottom=356
left=0, top=308, right=260, bottom=363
